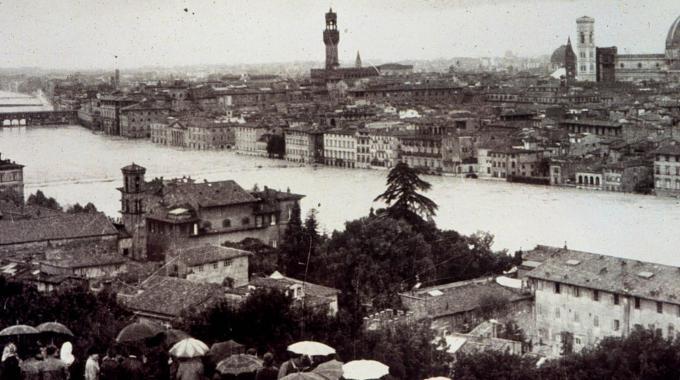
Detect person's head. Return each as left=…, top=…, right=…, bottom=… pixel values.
left=87, top=347, right=100, bottom=360
left=2, top=343, right=17, bottom=362
left=263, top=352, right=274, bottom=367
left=45, top=345, right=58, bottom=358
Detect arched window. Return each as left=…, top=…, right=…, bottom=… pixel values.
left=241, top=217, right=250, bottom=225
left=580, top=32, right=585, bottom=44
left=595, top=177, right=600, bottom=186
left=222, top=219, right=231, bottom=228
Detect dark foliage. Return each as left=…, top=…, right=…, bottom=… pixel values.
left=374, top=162, right=438, bottom=221
left=0, top=277, right=131, bottom=361
left=26, top=190, right=62, bottom=211
left=66, top=202, right=98, bottom=214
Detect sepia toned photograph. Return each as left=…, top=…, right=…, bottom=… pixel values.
left=1, top=0, right=680, bottom=378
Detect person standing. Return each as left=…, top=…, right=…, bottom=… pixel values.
left=120, top=349, right=144, bottom=380
left=254, top=353, right=277, bottom=380
left=20, top=347, right=44, bottom=380
left=99, top=348, right=122, bottom=380
left=84, top=349, right=100, bottom=380
left=40, top=345, right=70, bottom=380
left=1, top=343, right=21, bottom=380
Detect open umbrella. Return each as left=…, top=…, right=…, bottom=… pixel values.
left=313, top=359, right=343, bottom=380
left=208, top=340, right=245, bottom=363
left=116, top=320, right=164, bottom=343
left=215, top=354, right=263, bottom=375
left=288, top=341, right=336, bottom=356
left=0, top=325, right=39, bottom=336
left=36, top=322, right=74, bottom=336
left=281, top=373, right=327, bottom=380
left=342, top=360, right=389, bottom=380
left=169, top=338, right=209, bottom=358
left=163, top=329, right=190, bottom=347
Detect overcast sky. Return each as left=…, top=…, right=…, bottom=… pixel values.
left=0, top=0, right=678, bottom=70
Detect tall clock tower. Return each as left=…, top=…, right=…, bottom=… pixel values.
left=323, top=8, right=340, bottom=70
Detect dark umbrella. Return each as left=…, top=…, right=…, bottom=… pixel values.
left=36, top=322, right=74, bottom=336
left=116, top=321, right=164, bottom=343
left=208, top=340, right=245, bottom=363
left=0, top=325, right=39, bottom=336
left=215, top=354, right=263, bottom=376
left=163, top=329, right=190, bottom=347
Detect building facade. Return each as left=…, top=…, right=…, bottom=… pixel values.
left=0, top=154, right=24, bottom=202
left=526, top=245, right=680, bottom=357
left=119, top=102, right=170, bottom=139
left=576, top=16, right=596, bottom=82
left=323, top=129, right=356, bottom=168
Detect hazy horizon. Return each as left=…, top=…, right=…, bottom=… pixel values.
left=0, top=0, right=678, bottom=71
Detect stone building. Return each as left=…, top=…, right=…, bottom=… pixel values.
left=398, top=134, right=443, bottom=173
left=0, top=212, right=119, bottom=258
left=400, top=276, right=533, bottom=334
left=525, top=245, right=680, bottom=357
left=165, top=245, right=250, bottom=287
left=119, top=102, right=170, bottom=139
left=285, top=127, right=324, bottom=164
left=118, top=164, right=304, bottom=260
left=227, top=271, right=340, bottom=317
left=323, top=128, right=357, bottom=168
left=234, top=123, right=270, bottom=156
left=0, top=153, right=24, bottom=203
left=652, top=139, right=680, bottom=196
left=99, top=95, right=139, bottom=136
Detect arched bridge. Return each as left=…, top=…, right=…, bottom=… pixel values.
left=0, top=111, right=77, bottom=126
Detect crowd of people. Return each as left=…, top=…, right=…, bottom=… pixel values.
left=0, top=342, right=333, bottom=380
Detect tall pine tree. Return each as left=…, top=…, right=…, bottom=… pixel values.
left=374, top=162, right=438, bottom=221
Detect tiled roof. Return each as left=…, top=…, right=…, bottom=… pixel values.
left=653, top=140, right=680, bottom=156
left=402, top=279, right=530, bottom=318
left=249, top=273, right=340, bottom=298
left=526, top=245, right=680, bottom=305
left=121, top=276, right=221, bottom=318
left=174, top=245, right=251, bottom=267
left=0, top=212, right=118, bottom=246
left=40, top=254, right=127, bottom=269
left=160, top=180, right=257, bottom=208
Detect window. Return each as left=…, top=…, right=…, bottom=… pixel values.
left=222, top=219, right=231, bottom=228
left=613, top=319, right=620, bottom=331
left=657, top=302, right=663, bottom=314
left=614, top=294, right=620, bottom=305
left=593, top=290, right=599, bottom=301
left=241, top=217, right=250, bottom=225
left=635, top=297, right=641, bottom=309
left=213, top=263, right=218, bottom=269
left=669, top=324, right=675, bottom=338
left=554, top=283, right=561, bottom=294
left=197, top=265, right=204, bottom=272
left=574, top=286, right=580, bottom=297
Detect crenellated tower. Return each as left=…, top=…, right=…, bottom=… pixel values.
left=323, top=8, right=340, bottom=70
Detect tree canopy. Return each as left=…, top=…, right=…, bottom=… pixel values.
left=374, top=162, right=438, bottom=222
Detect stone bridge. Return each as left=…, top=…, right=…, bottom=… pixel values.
left=0, top=110, right=78, bottom=126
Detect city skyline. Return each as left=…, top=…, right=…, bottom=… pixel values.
left=0, top=0, right=678, bottom=70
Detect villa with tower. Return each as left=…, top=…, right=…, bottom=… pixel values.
left=118, top=163, right=303, bottom=261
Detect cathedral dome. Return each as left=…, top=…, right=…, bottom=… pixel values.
left=551, top=45, right=567, bottom=65
left=667, top=15, right=680, bottom=50
left=667, top=15, right=680, bottom=62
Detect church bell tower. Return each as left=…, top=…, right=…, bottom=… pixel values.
left=323, top=8, right=340, bottom=70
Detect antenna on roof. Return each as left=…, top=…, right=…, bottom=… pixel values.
left=564, top=241, right=568, bottom=249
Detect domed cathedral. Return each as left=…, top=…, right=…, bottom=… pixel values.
left=666, top=15, right=680, bottom=68
left=550, top=38, right=577, bottom=83
left=614, top=14, right=680, bottom=82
